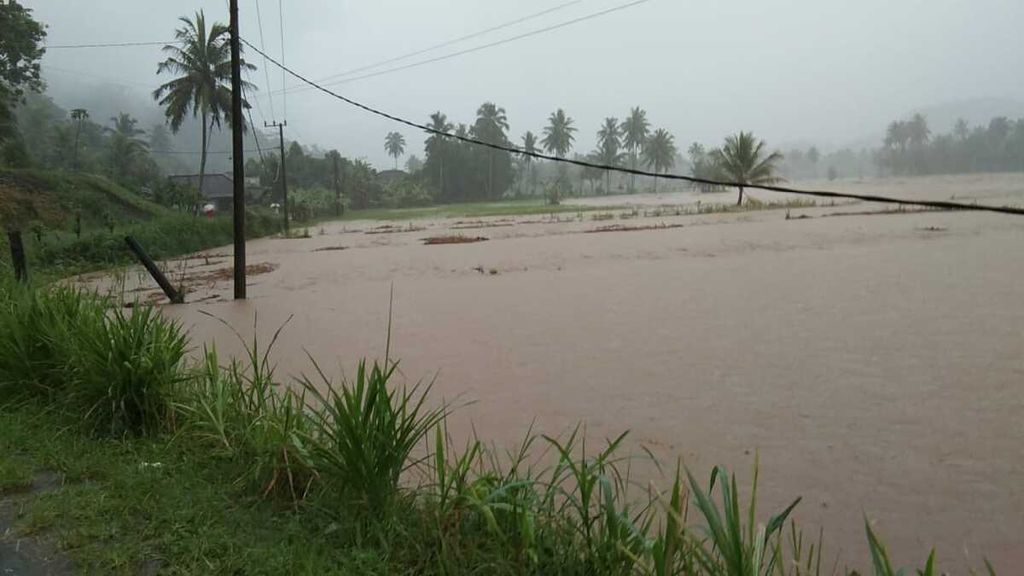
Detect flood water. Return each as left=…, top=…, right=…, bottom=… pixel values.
left=86, top=174, right=1024, bottom=570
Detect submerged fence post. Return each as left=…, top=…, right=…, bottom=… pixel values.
left=8, top=231, right=27, bottom=283
left=124, top=236, right=184, bottom=304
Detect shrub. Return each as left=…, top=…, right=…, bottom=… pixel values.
left=301, top=360, right=448, bottom=517
left=72, top=305, right=188, bottom=435
left=0, top=283, right=104, bottom=403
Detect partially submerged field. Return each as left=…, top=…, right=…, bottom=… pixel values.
left=78, top=173, right=1024, bottom=569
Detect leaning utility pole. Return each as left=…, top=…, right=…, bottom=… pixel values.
left=229, top=0, right=246, bottom=299
left=266, top=120, right=290, bottom=234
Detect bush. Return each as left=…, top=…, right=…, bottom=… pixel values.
left=72, top=306, right=188, bottom=435
left=302, top=360, right=448, bottom=516
left=0, top=283, right=103, bottom=403
left=0, top=282, right=187, bottom=435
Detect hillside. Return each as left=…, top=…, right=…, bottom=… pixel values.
left=0, top=169, right=170, bottom=232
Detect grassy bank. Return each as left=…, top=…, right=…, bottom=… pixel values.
left=0, top=282, right=995, bottom=574
left=0, top=169, right=285, bottom=282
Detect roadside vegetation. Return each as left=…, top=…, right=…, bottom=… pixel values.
left=0, top=169, right=281, bottom=282
left=0, top=280, right=996, bottom=574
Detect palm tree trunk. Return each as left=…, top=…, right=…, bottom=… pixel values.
left=488, top=151, right=494, bottom=199
left=197, top=110, right=209, bottom=216
left=73, top=121, right=82, bottom=171
left=630, top=151, right=637, bottom=192
left=736, top=186, right=744, bottom=206
left=439, top=156, right=445, bottom=199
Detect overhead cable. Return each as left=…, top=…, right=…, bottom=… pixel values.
left=242, top=37, right=1024, bottom=217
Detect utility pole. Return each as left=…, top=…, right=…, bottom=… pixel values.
left=332, top=153, right=343, bottom=218
left=229, top=0, right=246, bottom=300
left=266, top=120, right=289, bottom=235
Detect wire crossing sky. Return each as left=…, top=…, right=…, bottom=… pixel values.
left=242, top=38, right=1024, bottom=217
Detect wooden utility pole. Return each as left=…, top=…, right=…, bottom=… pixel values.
left=229, top=0, right=246, bottom=299
left=332, top=153, right=343, bottom=217
left=266, top=121, right=290, bottom=234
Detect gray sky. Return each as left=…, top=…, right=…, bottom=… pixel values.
left=26, top=0, right=1024, bottom=169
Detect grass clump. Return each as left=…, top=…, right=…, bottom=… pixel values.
left=73, top=306, right=188, bottom=436
left=0, top=279, right=188, bottom=435
left=302, top=360, right=447, bottom=517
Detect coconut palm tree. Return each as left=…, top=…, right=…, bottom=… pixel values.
left=384, top=131, right=406, bottom=169
left=541, top=109, right=576, bottom=159
left=521, top=130, right=539, bottom=195
left=542, top=109, right=576, bottom=201
left=710, top=131, right=784, bottom=206
left=953, top=118, right=969, bottom=141
left=907, top=113, right=930, bottom=147
left=473, top=102, right=510, bottom=198
left=621, top=107, right=649, bottom=192
left=106, top=113, right=148, bottom=182
left=70, top=108, right=89, bottom=170
left=153, top=10, right=254, bottom=195
left=425, top=112, right=452, bottom=197
left=596, top=117, right=623, bottom=194
left=642, top=128, right=676, bottom=192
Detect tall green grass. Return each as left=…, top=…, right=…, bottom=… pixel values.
left=0, top=279, right=187, bottom=435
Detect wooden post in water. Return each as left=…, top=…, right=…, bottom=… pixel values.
left=229, top=0, right=247, bottom=300
left=124, top=236, right=183, bottom=304
left=7, top=231, right=27, bottom=283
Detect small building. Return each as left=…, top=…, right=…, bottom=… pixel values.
left=167, top=173, right=235, bottom=211
left=376, top=169, right=407, bottom=189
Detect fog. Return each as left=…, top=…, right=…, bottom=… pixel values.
left=24, top=0, right=1024, bottom=169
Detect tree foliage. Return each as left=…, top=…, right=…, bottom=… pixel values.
left=879, top=114, right=1024, bottom=176
left=710, top=131, right=784, bottom=205
left=0, top=0, right=46, bottom=164
left=153, top=10, right=254, bottom=192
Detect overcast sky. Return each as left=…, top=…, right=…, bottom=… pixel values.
left=25, top=0, right=1024, bottom=169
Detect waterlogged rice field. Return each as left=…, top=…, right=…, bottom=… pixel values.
left=84, top=173, right=1024, bottom=569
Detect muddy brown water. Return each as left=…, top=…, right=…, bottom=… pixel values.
left=83, top=174, right=1024, bottom=570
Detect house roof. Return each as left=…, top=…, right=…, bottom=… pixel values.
left=167, top=173, right=234, bottom=199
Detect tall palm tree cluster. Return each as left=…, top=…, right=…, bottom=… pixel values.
left=415, top=102, right=789, bottom=204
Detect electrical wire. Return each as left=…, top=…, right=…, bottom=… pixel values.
left=274, top=0, right=651, bottom=96
left=243, top=37, right=1024, bottom=217
left=44, top=40, right=174, bottom=49
left=254, top=0, right=277, bottom=121
left=299, top=0, right=584, bottom=87
left=279, top=0, right=287, bottom=120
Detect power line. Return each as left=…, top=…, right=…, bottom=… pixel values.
left=151, top=150, right=234, bottom=155
left=44, top=40, right=175, bottom=49
left=243, top=37, right=1024, bottom=217
left=273, top=0, right=652, bottom=96
left=254, top=0, right=277, bottom=121
left=279, top=0, right=287, bottom=120
left=296, top=0, right=584, bottom=88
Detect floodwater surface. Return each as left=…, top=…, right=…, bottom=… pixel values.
left=87, top=174, right=1024, bottom=570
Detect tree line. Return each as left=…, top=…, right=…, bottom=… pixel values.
left=879, top=113, right=1024, bottom=176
